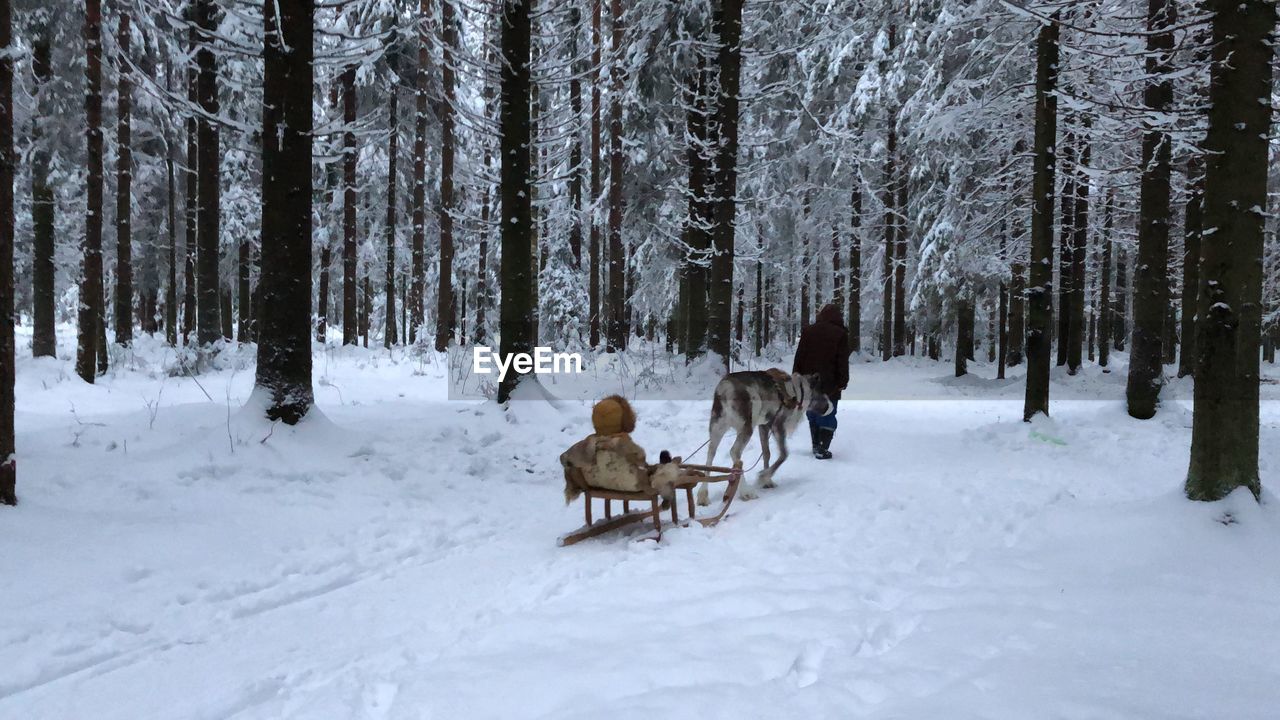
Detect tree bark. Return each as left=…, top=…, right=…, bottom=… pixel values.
left=881, top=141, right=895, bottom=362
left=1068, top=122, right=1090, bottom=373
left=340, top=64, right=357, bottom=346
left=436, top=0, right=457, bottom=351
left=0, top=0, right=14, bottom=504
left=1113, top=247, right=1127, bottom=350
left=1098, top=188, right=1114, bottom=368
left=588, top=0, right=602, bottom=348
left=410, top=1, right=428, bottom=343
left=606, top=0, right=626, bottom=351
left=1186, top=0, right=1272, bottom=501
left=317, top=245, right=329, bottom=343
left=683, top=63, right=712, bottom=359
left=955, top=296, right=971, bottom=377
left=497, top=0, right=533, bottom=402
left=708, top=0, right=742, bottom=369
left=1023, top=15, right=1058, bottom=421
left=848, top=185, right=861, bottom=352
left=165, top=150, right=178, bottom=346
left=1056, top=124, right=1075, bottom=368
left=568, top=7, right=583, bottom=269
left=1177, top=159, right=1203, bottom=378
left=832, top=225, right=843, bottom=311
left=30, top=30, right=55, bottom=358
left=893, top=161, right=907, bottom=357
left=115, top=11, right=132, bottom=346
left=195, top=0, right=220, bottom=347
left=182, top=28, right=197, bottom=347
left=77, top=0, right=106, bottom=382
left=1126, top=0, right=1177, bottom=420
left=384, top=61, right=399, bottom=348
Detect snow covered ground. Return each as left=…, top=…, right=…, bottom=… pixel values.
left=3, top=328, right=1280, bottom=719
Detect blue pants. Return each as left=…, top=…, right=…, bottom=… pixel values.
left=807, top=399, right=838, bottom=431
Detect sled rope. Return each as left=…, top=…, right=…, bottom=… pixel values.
left=682, top=438, right=765, bottom=472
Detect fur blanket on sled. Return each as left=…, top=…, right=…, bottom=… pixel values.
left=560, top=395, right=681, bottom=504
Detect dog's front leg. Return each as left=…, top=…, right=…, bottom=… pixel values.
left=760, top=422, right=788, bottom=488
left=756, top=424, right=775, bottom=488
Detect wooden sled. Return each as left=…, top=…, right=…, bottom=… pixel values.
left=558, top=462, right=742, bottom=546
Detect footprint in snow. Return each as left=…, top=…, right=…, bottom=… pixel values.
left=361, top=681, right=400, bottom=719
left=788, top=641, right=826, bottom=688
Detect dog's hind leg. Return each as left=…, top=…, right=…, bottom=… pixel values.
left=697, top=421, right=729, bottom=507
left=730, top=422, right=759, bottom=500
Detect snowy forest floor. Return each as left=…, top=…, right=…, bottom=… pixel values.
left=3, top=327, right=1280, bottom=719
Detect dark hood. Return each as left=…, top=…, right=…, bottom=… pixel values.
left=816, top=303, right=844, bottom=327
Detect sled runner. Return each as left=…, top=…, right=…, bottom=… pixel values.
left=558, top=462, right=742, bottom=546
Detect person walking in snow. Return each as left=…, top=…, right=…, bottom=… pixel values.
left=792, top=303, right=851, bottom=459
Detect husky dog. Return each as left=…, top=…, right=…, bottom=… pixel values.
left=696, top=369, right=833, bottom=504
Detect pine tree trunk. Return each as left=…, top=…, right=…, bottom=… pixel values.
left=1023, top=14, right=1059, bottom=421
left=77, top=0, right=106, bottom=383
left=220, top=288, right=232, bottom=340
left=195, top=0, right=220, bottom=347
left=998, top=278, right=1008, bottom=379
left=1113, top=247, right=1127, bottom=350
left=707, top=0, right=742, bottom=369
left=361, top=275, right=371, bottom=347
left=799, top=223, right=810, bottom=329
left=955, top=296, right=970, bottom=377
left=882, top=129, right=895, bottom=362
left=893, top=163, right=907, bottom=357
left=735, top=284, right=744, bottom=343
left=1126, top=0, right=1177, bottom=420
left=567, top=8, right=583, bottom=269
left=1186, top=0, right=1272, bottom=502
left=754, top=245, right=763, bottom=355
left=832, top=225, right=843, bottom=310
left=497, top=0, right=533, bottom=402
left=605, top=0, right=626, bottom=351
left=1163, top=277, right=1178, bottom=364
left=1068, top=123, right=1090, bottom=373
left=588, top=0, right=602, bottom=348
left=436, top=0, right=457, bottom=352
left=683, top=62, right=713, bottom=360
left=384, top=64, right=399, bottom=348
left=182, top=36, right=197, bottom=347
left=30, top=31, right=55, bottom=359
left=410, top=1, right=428, bottom=344
left=1098, top=189, right=1113, bottom=368
left=0, top=0, right=14, bottom=505
left=165, top=151, right=178, bottom=346
left=317, top=246, right=329, bottom=343
left=848, top=185, right=861, bottom=352
left=1177, top=160, right=1202, bottom=377
left=1056, top=124, right=1075, bottom=368
left=340, top=64, right=357, bottom=346
left=115, top=11, right=132, bottom=347
left=237, top=244, right=250, bottom=341
left=1007, top=259, right=1025, bottom=366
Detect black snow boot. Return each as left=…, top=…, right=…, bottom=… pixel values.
left=808, top=421, right=822, bottom=458
left=814, top=428, right=834, bottom=460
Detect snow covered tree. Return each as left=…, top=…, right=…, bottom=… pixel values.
left=1185, top=0, right=1274, bottom=502
left=255, top=0, right=315, bottom=424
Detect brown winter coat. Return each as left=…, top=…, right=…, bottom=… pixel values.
left=793, top=304, right=851, bottom=399
left=560, top=395, right=680, bottom=503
